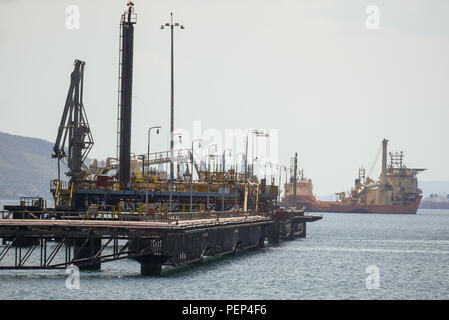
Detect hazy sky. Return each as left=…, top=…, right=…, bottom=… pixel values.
left=1, top=0, right=448, bottom=196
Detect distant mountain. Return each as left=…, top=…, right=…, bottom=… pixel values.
left=0, top=131, right=57, bottom=200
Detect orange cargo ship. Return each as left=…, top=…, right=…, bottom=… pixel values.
left=281, top=139, right=425, bottom=214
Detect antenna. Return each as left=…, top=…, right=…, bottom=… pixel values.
left=389, top=151, right=405, bottom=168
left=358, top=166, right=366, bottom=184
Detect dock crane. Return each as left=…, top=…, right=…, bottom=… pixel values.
left=52, top=59, right=93, bottom=182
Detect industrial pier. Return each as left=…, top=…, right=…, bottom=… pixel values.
left=0, top=3, right=322, bottom=276
left=0, top=212, right=320, bottom=275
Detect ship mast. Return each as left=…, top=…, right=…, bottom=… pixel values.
left=294, top=152, right=298, bottom=208
left=380, top=138, right=388, bottom=185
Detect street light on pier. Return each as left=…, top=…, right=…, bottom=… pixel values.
left=147, top=126, right=161, bottom=170
left=190, top=138, right=202, bottom=212
left=220, top=149, right=232, bottom=211
left=279, top=165, right=287, bottom=202
left=245, top=130, right=268, bottom=179
left=207, top=144, right=218, bottom=172
left=235, top=152, right=246, bottom=173
left=222, top=148, right=232, bottom=172
left=244, top=130, right=269, bottom=212
left=207, top=144, right=218, bottom=211
left=161, top=13, right=184, bottom=213
left=264, top=162, right=272, bottom=180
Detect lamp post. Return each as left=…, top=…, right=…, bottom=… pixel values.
left=245, top=130, right=268, bottom=178
left=235, top=152, right=245, bottom=173
left=251, top=134, right=256, bottom=175
left=222, top=148, right=232, bottom=172
left=190, top=138, right=202, bottom=212
left=244, top=130, right=269, bottom=212
left=175, top=134, right=182, bottom=178
left=207, top=144, right=218, bottom=172
left=145, top=126, right=160, bottom=208
left=272, top=164, right=278, bottom=185
left=161, top=13, right=184, bottom=214
left=252, top=156, right=258, bottom=177
left=264, top=162, right=272, bottom=180
left=207, top=144, right=218, bottom=211
left=233, top=152, right=245, bottom=209
left=279, top=165, right=286, bottom=202
left=208, top=154, right=220, bottom=209
left=250, top=132, right=268, bottom=177
left=147, top=126, right=161, bottom=170
left=221, top=149, right=232, bottom=211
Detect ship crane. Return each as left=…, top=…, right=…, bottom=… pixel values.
left=52, top=59, right=94, bottom=181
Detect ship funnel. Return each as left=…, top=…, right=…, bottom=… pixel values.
left=380, top=138, right=388, bottom=185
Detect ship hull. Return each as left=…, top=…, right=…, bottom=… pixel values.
left=294, top=196, right=422, bottom=214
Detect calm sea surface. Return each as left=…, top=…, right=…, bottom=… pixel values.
left=0, top=199, right=448, bottom=300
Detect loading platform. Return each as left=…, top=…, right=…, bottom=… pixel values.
left=0, top=3, right=325, bottom=277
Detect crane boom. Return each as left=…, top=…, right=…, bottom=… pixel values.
left=52, top=59, right=93, bottom=181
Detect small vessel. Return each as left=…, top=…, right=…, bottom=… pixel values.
left=282, top=139, right=425, bottom=214
left=420, top=194, right=449, bottom=210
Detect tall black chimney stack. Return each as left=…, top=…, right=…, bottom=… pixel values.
left=118, top=2, right=136, bottom=189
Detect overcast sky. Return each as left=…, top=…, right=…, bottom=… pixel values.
left=1, top=0, right=448, bottom=196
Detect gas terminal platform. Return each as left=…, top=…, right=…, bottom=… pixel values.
left=0, top=3, right=322, bottom=276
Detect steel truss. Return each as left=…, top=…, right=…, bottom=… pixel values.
left=0, top=233, right=162, bottom=270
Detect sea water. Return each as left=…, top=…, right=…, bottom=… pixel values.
left=0, top=202, right=448, bottom=300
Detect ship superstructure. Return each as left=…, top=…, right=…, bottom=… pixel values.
left=282, top=170, right=316, bottom=206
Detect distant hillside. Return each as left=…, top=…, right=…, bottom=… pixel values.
left=0, top=131, right=58, bottom=200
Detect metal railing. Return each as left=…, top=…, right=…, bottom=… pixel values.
left=0, top=207, right=263, bottom=223
left=0, top=211, right=11, bottom=219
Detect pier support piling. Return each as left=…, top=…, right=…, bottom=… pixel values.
left=298, top=222, right=306, bottom=238
left=138, top=256, right=167, bottom=276
left=268, top=222, right=280, bottom=244
left=73, top=237, right=102, bottom=270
